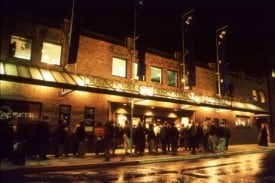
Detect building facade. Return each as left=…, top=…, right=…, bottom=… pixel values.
left=0, top=13, right=273, bottom=154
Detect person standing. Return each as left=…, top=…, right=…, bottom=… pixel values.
left=160, top=121, right=169, bottom=154
left=146, top=124, right=155, bottom=154
left=93, top=122, right=105, bottom=156
left=54, top=115, right=69, bottom=158
left=170, top=122, right=179, bottom=155
left=103, top=120, right=114, bottom=161
left=189, top=121, right=198, bottom=154
left=224, top=123, right=231, bottom=150
left=36, top=117, right=50, bottom=159
left=258, top=122, right=269, bottom=147
left=72, top=121, right=86, bottom=157
left=123, top=120, right=132, bottom=155
left=154, top=123, right=161, bottom=152
left=134, top=122, right=146, bottom=156
left=216, top=122, right=226, bottom=153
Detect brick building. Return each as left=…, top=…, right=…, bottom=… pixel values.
left=0, top=13, right=272, bottom=154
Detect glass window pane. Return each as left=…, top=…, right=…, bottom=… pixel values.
left=112, top=57, right=126, bottom=77
left=51, top=70, right=67, bottom=83
left=252, top=89, right=258, bottom=102
left=168, top=70, right=177, bottom=87
left=71, top=74, right=85, bottom=86
left=17, top=65, right=31, bottom=78
left=40, top=69, right=55, bottom=82
left=150, top=66, right=162, bottom=83
left=0, top=62, right=4, bottom=74
left=29, top=67, right=43, bottom=80
left=62, top=73, right=76, bottom=85
left=259, top=91, right=266, bottom=103
left=5, top=63, right=18, bottom=76
left=132, top=62, right=139, bottom=80
left=9, top=35, right=32, bottom=60
left=41, top=42, right=62, bottom=65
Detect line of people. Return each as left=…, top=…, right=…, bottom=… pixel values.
left=1, top=117, right=233, bottom=165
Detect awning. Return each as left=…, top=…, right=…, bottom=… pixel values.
left=0, top=61, right=270, bottom=114
left=0, top=61, right=84, bottom=85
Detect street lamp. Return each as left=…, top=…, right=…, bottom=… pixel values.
left=181, top=9, right=194, bottom=90
left=216, top=25, right=228, bottom=97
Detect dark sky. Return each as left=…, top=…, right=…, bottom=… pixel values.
left=2, top=0, right=275, bottom=78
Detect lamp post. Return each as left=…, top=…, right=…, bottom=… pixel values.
left=216, top=25, right=228, bottom=97
left=181, top=9, right=194, bottom=90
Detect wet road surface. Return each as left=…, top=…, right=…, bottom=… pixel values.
left=2, top=152, right=275, bottom=182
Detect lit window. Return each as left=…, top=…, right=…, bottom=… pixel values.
left=235, top=115, right=251, bottom=127
left=112, top=57, right=127, bottom=77
left=132, top=62, right=139, bottom=80
left=41, top=42, right=62, bottom=65
left=167, top=70, right=177, bottom=87
left=252, top=89, right=258, bottom=102
left=151, top=66, right=162, bottom=84
left=9, top=35, right=32, bottom=60
left=259, top=91, right=266, bottom=103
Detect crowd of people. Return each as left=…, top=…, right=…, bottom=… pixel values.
left=1, top=116, right=271, bottom=164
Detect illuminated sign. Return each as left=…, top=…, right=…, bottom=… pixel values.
left=139, top=86, right=154, bottom=96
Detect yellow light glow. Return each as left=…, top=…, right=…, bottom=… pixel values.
left=40, top=69, right=55, bottom=82
left=0, top=62, right=4, bottom=74
left=29, top=67, right=43, bottom=80
left=71, top=74, right=85, bottom=86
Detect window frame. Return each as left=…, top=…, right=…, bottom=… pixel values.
left=9, top=35, right=32, bottom=60
left=150, top=66, right=162, bottom=84
left=167, top=69, right=178, bottom=87
left=41, top=41, right=62, bottom=65
left=112, top=57, right=127, bottom=78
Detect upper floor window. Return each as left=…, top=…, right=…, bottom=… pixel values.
left=167, top=70, right=177, bottom=87
left=252, top=89, right=258, bottom=102
left=132, top=62, right=139, bottom=80
left=151, top=66, right=162, bottom=84
left=259, top=91, right=266, bottom=103
left=8, top=35, right=32, bottom=60
left=41, top=42, right=62, bottom=65
left=112, top=57, right=126, bottom=78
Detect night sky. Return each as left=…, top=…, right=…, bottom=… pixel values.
left=2, top=0, right=275, bottom=78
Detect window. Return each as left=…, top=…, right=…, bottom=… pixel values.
left=0, top=99, right=41, bottom=121
left=41, top=42, right=62, bottom=65
left=252, top=89, right=258, bottom=102
left=150, top=66, right=162, bottom=84
left=84, top=107, right=95, bottom=127
left=167, top=70, right=177, bottom=87
left=9, top=35, right=32, bottom=60
left=112, top=57, right=127, bottom=77
left=132, top=62, right=139, bottom=80
left=235, top=115, right=251, bottom=127
left=259, top=91, right=266, bottom=103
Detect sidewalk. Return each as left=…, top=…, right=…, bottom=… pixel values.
left=1, top=144, right=275, bottom=174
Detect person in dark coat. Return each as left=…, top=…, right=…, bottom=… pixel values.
left=72, top=121, right=86, bottom=157
left=170, top=122, right=179, bottom=155
left=160, top=122, right=169, bottom=154
left=54, top=116, right=69, bottom=158
left=134, top=122, right=146, bottom=155
left=36, top=117, right=50, bottom=159
left=103, top=120, right=114, bottom=161
left=146, top=124, right=156, bottom=154
left=189, top=121, right=198, bottom=154
left=258, top=123, right=269, bottom=147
